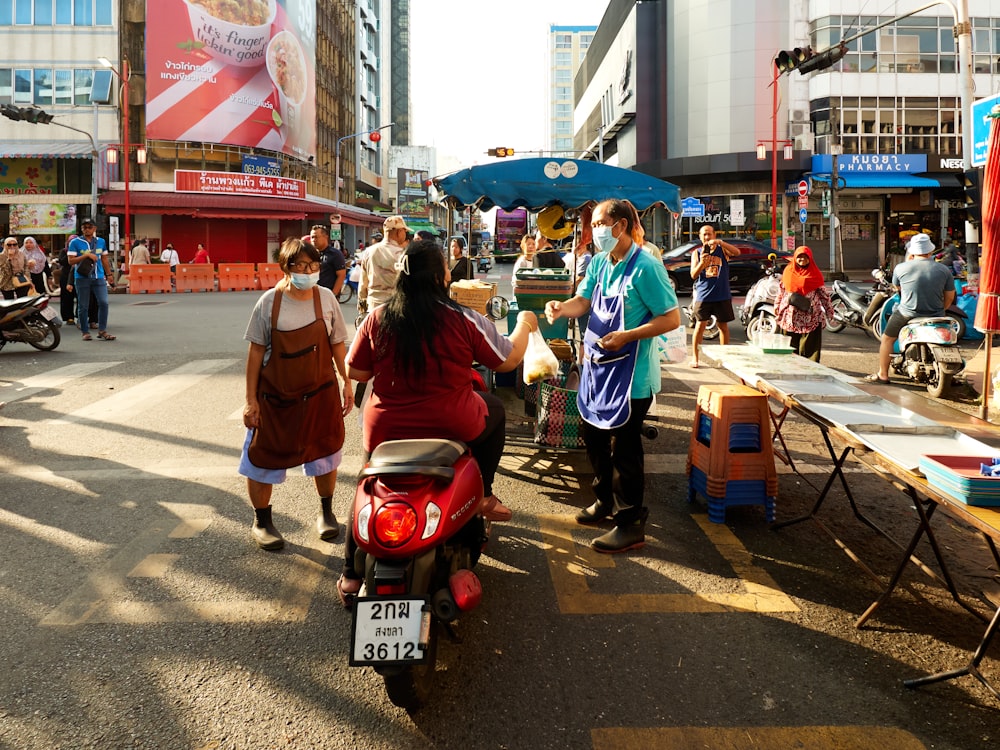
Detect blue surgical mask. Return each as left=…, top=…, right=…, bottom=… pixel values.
left=592, top=225, right=619, bottom=254
left=290, top=272, right=320, bottom=290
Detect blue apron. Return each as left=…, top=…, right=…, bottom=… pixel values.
left=578, top=247, right=650, bottom=429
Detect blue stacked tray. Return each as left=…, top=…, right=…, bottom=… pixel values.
left=918, top=455, right=1000, bottom=507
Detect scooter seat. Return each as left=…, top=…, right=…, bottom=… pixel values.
left=368, top=438, right=466, bottom=469
left=0, top=296, right=38, bottom=311
left=838, top=281, right=872, bottom=297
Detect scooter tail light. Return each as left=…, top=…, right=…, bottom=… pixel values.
left=373, top=502, right=418, bottom=547
left=449, top=569, right=482, bottom=612
left=375, top=583, right=407, bottom=596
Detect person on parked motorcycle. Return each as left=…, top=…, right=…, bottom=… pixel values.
left=239, top=237, right=354, bottom=551
left=339, top=238, right=538, bottom=605
left=545, top=198, right=681, bottom=553
left=447, top=236, right=473, bottom=285
left=867, top=233, right=955, bottom=385
left=774, top=246, right=835, bottom=362
left=689, top=224, right=740, bottom=367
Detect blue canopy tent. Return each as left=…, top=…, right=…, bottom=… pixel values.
left=432, top=158, right=683, bottom=214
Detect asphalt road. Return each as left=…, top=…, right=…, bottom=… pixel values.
left=0, top=273, right=997, bottom=749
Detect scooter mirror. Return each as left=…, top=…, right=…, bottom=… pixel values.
left=485, top=295, right=510, bottom=321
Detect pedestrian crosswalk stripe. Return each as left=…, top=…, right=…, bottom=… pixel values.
left=0, top=361, right=121, bottom=405
left=51, top=358, right=238, bottom=425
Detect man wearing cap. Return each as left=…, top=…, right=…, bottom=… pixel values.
left=310, top=224, right=346, bottom=296
left=867, top=232, right=954, bottom=384
left=68, top=219, right=116, bottom=341
left=359, top=215, right=409, bottom=312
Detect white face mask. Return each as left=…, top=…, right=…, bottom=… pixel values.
left=591, top=225, right=619, bottom=253
left=290, top=272, right=320, bottom=290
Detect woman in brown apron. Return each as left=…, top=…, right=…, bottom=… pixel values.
left=238, top=237, right=354, bottom=550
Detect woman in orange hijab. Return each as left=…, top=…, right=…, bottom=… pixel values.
left=774, top=245, right=835, bottom=361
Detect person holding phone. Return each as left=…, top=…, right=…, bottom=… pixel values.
left=689, top=224, right=739, bottom=367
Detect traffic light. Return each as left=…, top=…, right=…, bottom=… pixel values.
left=21, top=106, right=53, bottom=124
left=963, top=168, right=982, bottom=224
left=0, top=105, right=53, bottom=124
left=488, top=147, right=514, bottom=157
left=775, top=43, right=847, bottom=75
left=1, top=104, right=23, bottom=121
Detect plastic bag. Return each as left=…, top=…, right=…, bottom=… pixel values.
left=522, top=329, right=560, bottom=384
left=658, top=326, right=687, bottom=364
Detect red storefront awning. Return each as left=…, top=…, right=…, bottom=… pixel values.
left=99, top=190, right=381, bottom=226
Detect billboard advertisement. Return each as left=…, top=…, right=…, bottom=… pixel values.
left=9, top=203, right=77, bottom=234
left=145, top=0, right=317, bottom=162
left=396, top=169, right=430, bottom=218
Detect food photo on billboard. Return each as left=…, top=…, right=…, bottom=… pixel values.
left=144, top=0, right=317, bottom=162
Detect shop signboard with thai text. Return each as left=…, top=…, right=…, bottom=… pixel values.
left=145, top=0, right=317, bottom=162
left=0, top=158, right=58, bottom=195
left=396, top=169, right=430, bottom=218
left=175, top=169, right=306, bottom=199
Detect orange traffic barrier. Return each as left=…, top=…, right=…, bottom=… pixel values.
left=175, top=263, right=216, bottom=292
left=217, top=262, right=257, bottom=291
left=127, top=264, right=172, bottom=294
left=257, top=263, right=283, bottom=290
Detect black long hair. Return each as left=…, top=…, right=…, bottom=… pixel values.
left=373, top=239, right=463, bottom=381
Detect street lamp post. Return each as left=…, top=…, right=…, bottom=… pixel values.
left=335, top=123, right=395, bottom=208
left=98, top=56, right=132, bottom=247
left=756, top=61, right=795, bottom=251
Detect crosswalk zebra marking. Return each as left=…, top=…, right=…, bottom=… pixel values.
left=52, top=358, right=238, bottom=424
left=0, top=361, right=121, bottom=404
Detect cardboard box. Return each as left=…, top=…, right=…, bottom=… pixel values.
left=450, top=281, right=498, bottom=315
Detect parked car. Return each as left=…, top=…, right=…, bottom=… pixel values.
left=662, top=237, right=791, bottom=294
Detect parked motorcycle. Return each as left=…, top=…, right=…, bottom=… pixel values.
left=682, top=303, right=719, bottom=340
left=0, top=294, right=61, bottom=352
left=338, top=260, right=361, bottom=303
left=739, top=255, right=782, bottom=339
left=477, top=253, right=492, bottom=274
left=826, top=267, right=892, bottom=336
left=348, top=437, right=490, bottom=711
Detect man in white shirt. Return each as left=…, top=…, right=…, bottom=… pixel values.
left=359, top=215, right=410, bottom=312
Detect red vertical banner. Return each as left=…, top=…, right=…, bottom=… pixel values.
left=145, top=0, right=317, bottom=161
left=976, top=110, right=1000, bottom=332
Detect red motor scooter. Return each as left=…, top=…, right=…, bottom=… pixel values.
left=347, top=437, right=490, bottom=712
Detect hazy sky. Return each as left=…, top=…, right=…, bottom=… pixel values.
left=409, top=0, right=610, bottom=174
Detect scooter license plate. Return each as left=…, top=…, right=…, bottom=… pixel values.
left=933, top=346, right=964, bottom=364
left=39, top=306, right=56, bottom=321
left=349, top=596, right=431, bottom=666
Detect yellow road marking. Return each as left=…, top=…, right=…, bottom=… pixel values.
left=591, top=725, right=926, bottom=749
left=540, top=513, right=799, bottom=615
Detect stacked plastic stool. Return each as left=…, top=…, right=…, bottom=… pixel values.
left=686, top=383, right=777, bottom=523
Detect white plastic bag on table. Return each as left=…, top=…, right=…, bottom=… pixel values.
left=522, top=329, right=560, bottom=384
left=658, top=326, right=687, bottom=364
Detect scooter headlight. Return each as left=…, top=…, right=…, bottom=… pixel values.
left=374, top=502, right=418, bottom=547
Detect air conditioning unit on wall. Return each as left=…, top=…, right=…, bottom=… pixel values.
left=789, top=122, right=811, bottom=136
left=794, top=132, right=815, bottom=151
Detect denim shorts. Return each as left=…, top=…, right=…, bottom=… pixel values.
left=237, top=429, right=342, bottom=484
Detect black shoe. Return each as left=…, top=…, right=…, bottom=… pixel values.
left=575, top=501, right=612, bottom=525
left=317, top=496, right=339, bottom=541
left=591, top=510, right=647, bottom=554
left=252, top=506, right=285, bottom=551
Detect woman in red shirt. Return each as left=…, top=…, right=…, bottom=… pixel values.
left=340, top=238, right=537, bottom=605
